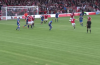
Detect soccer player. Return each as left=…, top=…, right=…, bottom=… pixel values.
left=44, top=13, right=48, bottom=23
left=80, top=13, right=83, bottom=16
left=16, top=17, right=20, bottom=30
left=23, top=16, right=28, bottom=27
left=55, top=12, right=59, bottom=22
left=69, top=12, right=74, bottom=22
left=82, top=10, right=84, bottom=16
left=32, top=16, right=35, bottom=26
left=24, top=12, right=28, bottom=20
left=48, top=20, right=53, bottom=30
left=41, top=15, right=44, bottom=24
left=84, top=12, right=87, bottom=15
left=79, top=16, right=83, bottom=26
left=87, top=19, right=91, bottom=33
left=27, top=15, right=33, bottom=29
left=71, top=18, right=76, bottom=29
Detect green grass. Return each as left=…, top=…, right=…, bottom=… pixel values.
left=0, top=15, right=100, bottom=65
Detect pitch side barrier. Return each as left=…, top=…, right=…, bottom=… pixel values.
left=1, top=12, right=96, bottom=20
left=96, top=11, right=100, bottom=15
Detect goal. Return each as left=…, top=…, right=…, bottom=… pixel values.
left=1, top=6, right=39, bottom=20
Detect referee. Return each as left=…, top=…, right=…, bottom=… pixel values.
left=87, top=19, right=91, bottom=33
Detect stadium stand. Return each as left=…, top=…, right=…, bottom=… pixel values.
left=0, top=0, right=100, bottom=14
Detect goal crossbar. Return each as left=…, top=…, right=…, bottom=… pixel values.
left=1, top=6, right=39, bottom=20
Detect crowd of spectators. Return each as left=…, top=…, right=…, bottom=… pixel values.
left=0, top=0, right=100, bottom=15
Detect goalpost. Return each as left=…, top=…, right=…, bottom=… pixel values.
left=1, top=6, right=39, bottom=20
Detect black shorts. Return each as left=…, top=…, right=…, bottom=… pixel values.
left=87, top=26, right=91, bottom=28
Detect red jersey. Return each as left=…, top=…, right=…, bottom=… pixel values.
left=70, top=13, right=74, bottom=18
left=88, top=17, right=91, bottom=21
left=71, top=19, right=75, bottom=23
left=32, top=17, right=35, bottom=21
left=28, top=16, right=32, bottom=22
left=44, top=15, right=48, bottom=19
left=72, top=13, right=74, bottom=16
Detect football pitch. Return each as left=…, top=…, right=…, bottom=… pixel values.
left=0, top=15, right=100, bottom=65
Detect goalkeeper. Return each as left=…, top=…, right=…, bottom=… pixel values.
left=84, top=12, right=87, bottom=15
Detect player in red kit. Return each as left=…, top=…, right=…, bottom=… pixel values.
left=32, top=16, right=35, bottom=26
left=28, top=15, right=33, bottom=29
left=69, top=12, right=74, bottom=22
left=28, top=16, right=32, bottom=24
left=44, top=13, right=48, bottom=23
left=72, top=12, right=74, bottom=16
left=71, top=18, right=77, bottom=29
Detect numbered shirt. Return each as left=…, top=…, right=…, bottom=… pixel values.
left=71, top=19, right=75, bottom=23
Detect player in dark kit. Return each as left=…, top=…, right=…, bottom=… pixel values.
left=48, top=20, right=53, bottom=30
left=23, top=16, right=28, bottom=27
left=79, top=16, right=83, bottom=26
left=41, top=15, right=44, bottom=24
left=87, top=19, right=91, bottom=33
left=16, top=17, right=20, bottom=30
left=55, top=12, right=59, bottom=22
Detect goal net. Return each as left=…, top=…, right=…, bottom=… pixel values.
left=1, top=6, right=39, bottom=20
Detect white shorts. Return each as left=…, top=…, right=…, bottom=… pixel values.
left=69, top=18, right=72, bottom=21
left=70, top=18, right=72, bottom=19
left=44, top=19, right=48, bottom=21
left=69, top=17, right=74, bottom=21
left=72, top=23, right=75, bottom=26
left=32, top=21, right=34, bottom=23
left=28, top=21, right=34, bottom=25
